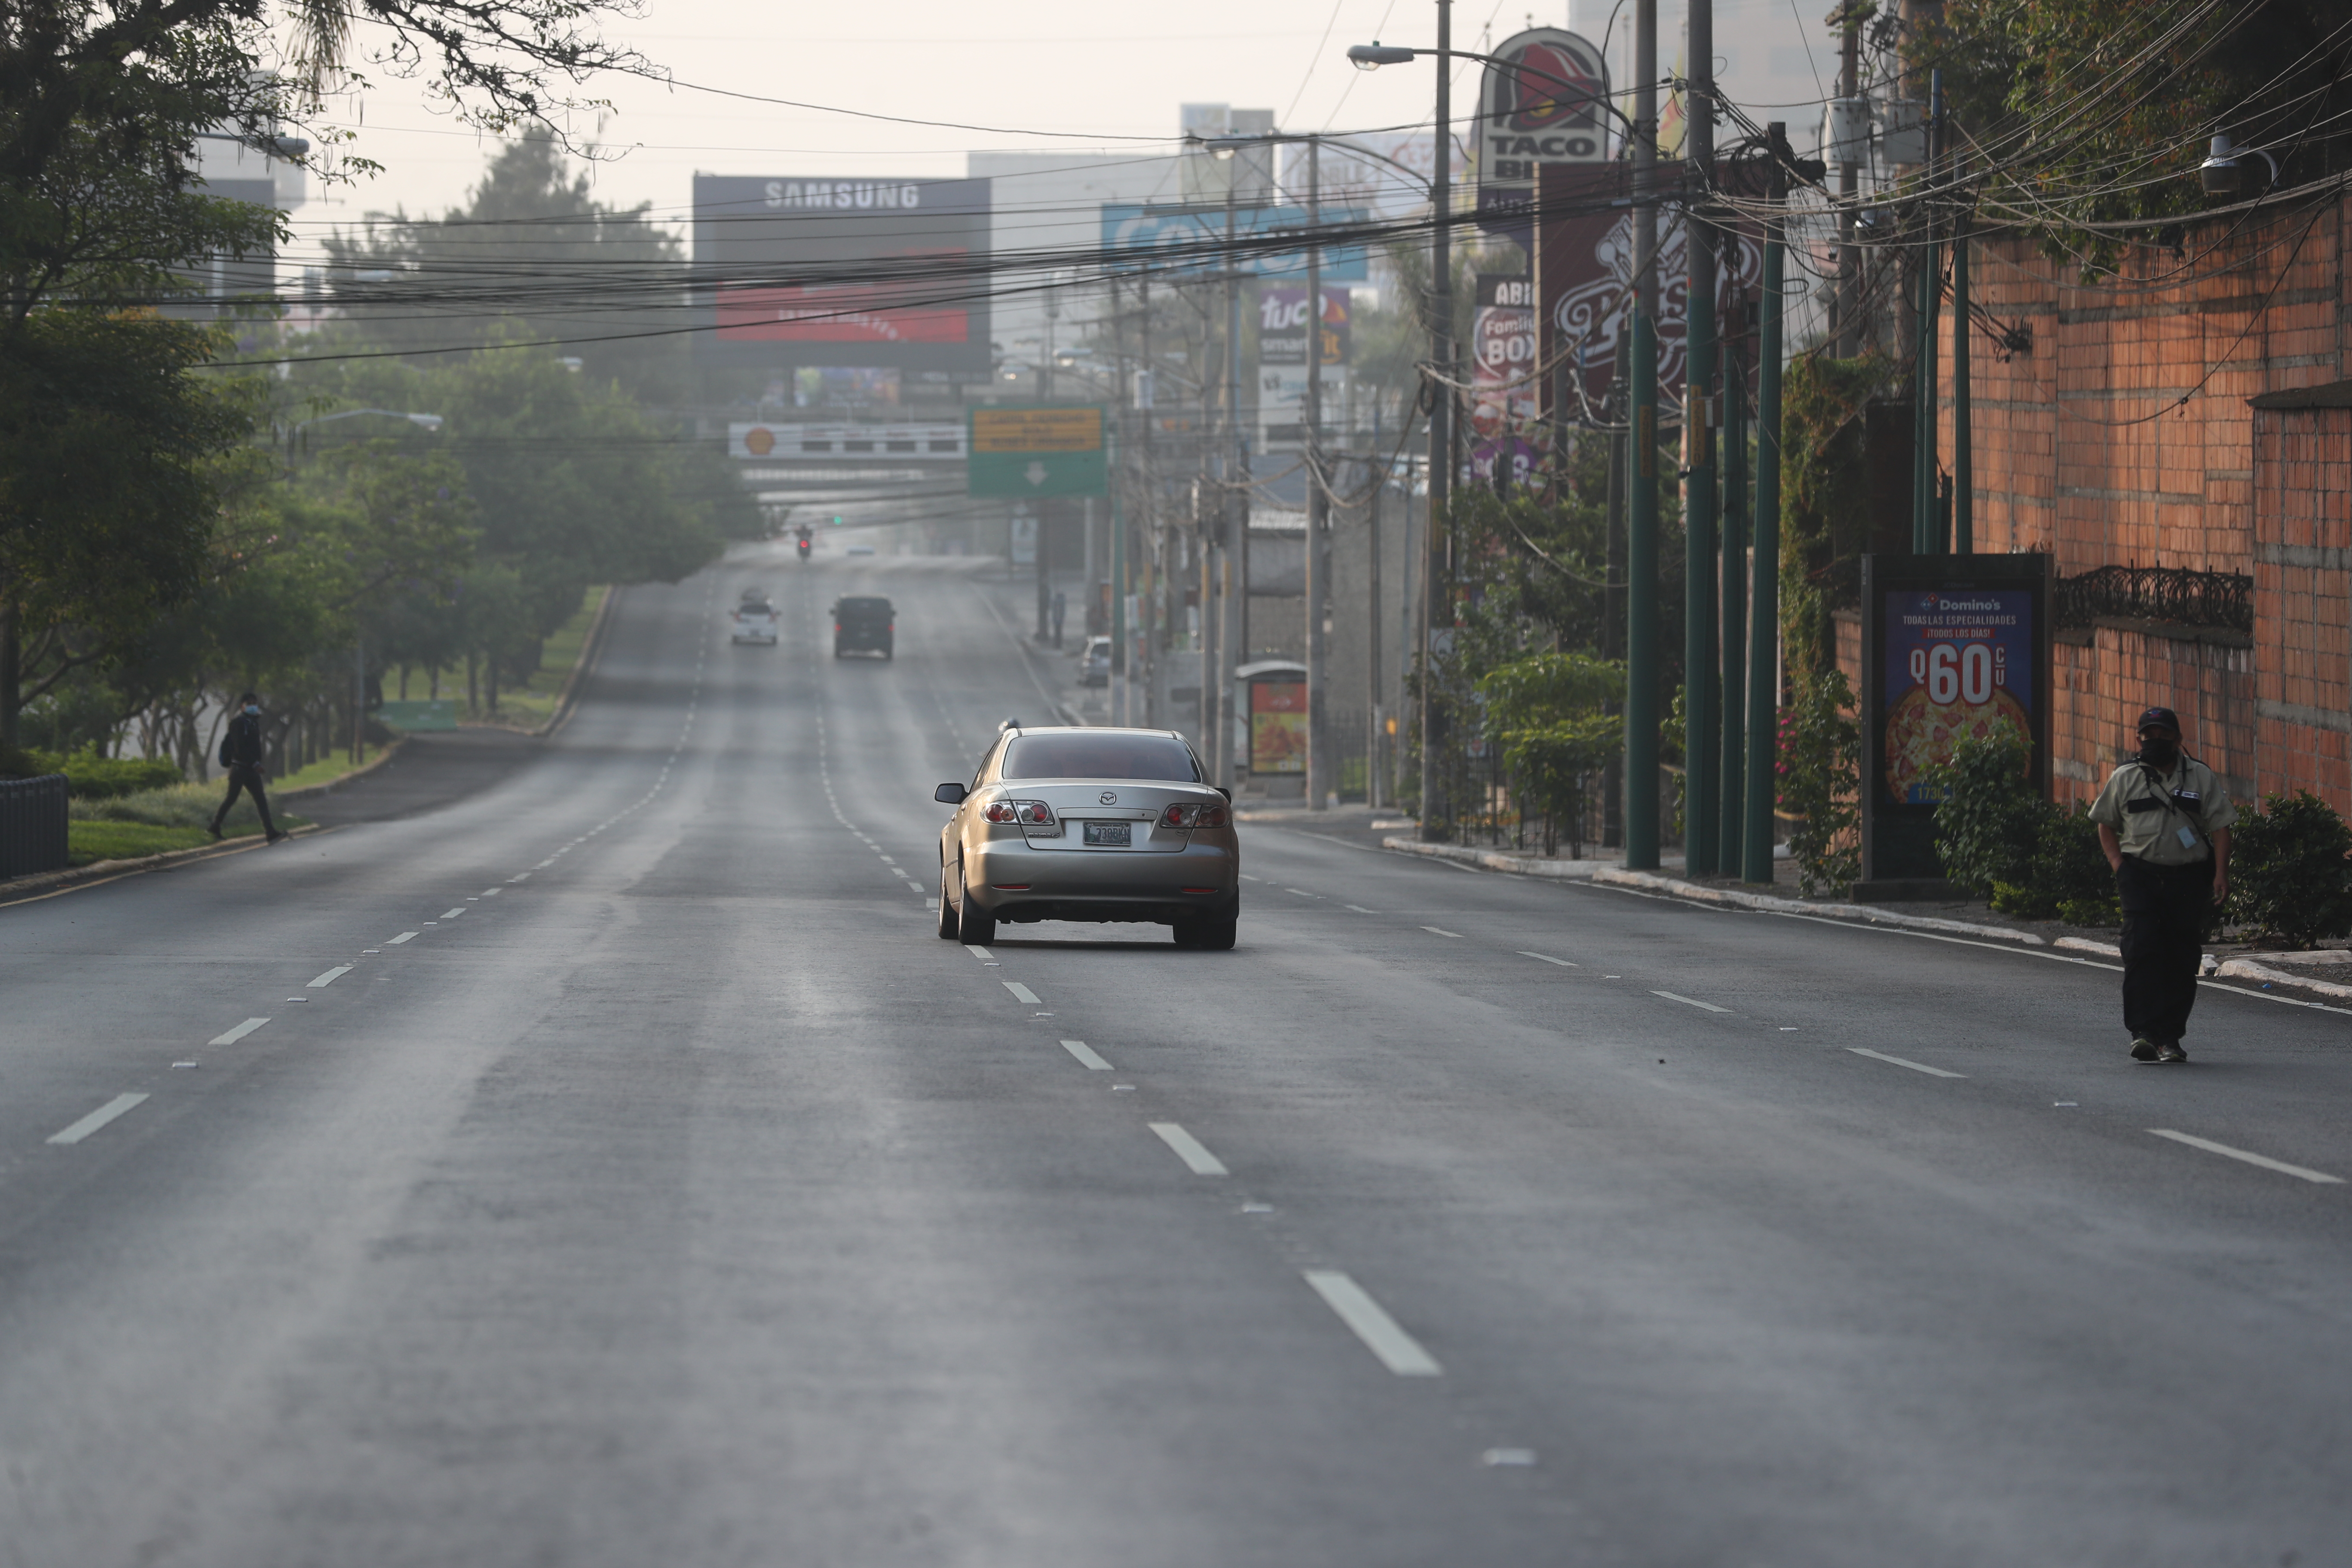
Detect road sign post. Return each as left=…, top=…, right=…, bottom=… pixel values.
left=968, top=405, right=1109, bottom=498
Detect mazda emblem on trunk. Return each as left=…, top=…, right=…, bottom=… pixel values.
left=1099, top=791, right=1118, bottom=805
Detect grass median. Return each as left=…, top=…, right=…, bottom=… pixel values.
left=67, top=782, right=309, bottom=865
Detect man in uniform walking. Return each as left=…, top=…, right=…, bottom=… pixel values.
left=209, top=691, right=286, bottom=844
left=2088, top=706, right=2234, bottom=1063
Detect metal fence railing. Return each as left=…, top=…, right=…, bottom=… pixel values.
left=2055, top=564, right=2253, bottom=634
left=0, top=774, right=70, bottom=881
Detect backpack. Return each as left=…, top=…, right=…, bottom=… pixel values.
left=219, top=731, right=233, bottom=767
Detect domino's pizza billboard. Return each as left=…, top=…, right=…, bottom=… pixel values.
left=1860, top=555, right=2052, bottom=884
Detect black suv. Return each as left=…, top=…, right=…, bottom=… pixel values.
left=833, top=596, right=894, bottom=660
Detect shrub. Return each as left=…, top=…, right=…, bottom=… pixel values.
left=2229, top=790, right=2352, bottom=948
left=70, top=782, right=302, bottom=834
left=1929, top=735, right=2117, bottom=924
left=1989, top=804, right=2116, bottom=924
left=1500, top=715, right=1620, bottom=858
left=1778, top=669, right=1860, bottom=897
left=52, top=748, right=184, bottom=799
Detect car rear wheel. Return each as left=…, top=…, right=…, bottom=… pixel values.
left=1172, top=913, right=1236, bottom=951
left=952, top=860, right=995, bottom=946
left=935, top=862, right=959, bottom=939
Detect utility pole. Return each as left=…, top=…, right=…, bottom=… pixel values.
left=1304, top=137, right=1330, bottom=809
left=1624, top=0, right=1662, bottom=869
left=1718, top=327, right=1746, bottom=876
left=1418, top=0, right=1455, bottom=839
left=1952, top=190, right=1973, bottom=554
left=1744, top=125, right=1790, bottom=884
left=1683, top=0, right=1718, bottom=876
left=1834, top=4, right=1862, bottom=358
left=1912, top=69, right=1942, bottom=555
left=1368, top=398, right=1384, bottom=810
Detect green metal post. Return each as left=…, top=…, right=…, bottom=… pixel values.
left=1623, top=0, right=1661, bottom=870
left=1743, top=129, right=1788, bottom=885
left=1682, top=0, right=1718, bottom=876
left=1718, top=338, right=1745, bottom=876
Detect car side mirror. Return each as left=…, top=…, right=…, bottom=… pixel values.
left=934, top=782, right=968, bottom=805
left=1215, top=786, right=1232, bottom=802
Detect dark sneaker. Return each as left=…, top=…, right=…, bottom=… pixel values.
left=2130, top=1037, right=2160, bottom=1062
left=264, top=829, right=287, bottom=845
left=2157, top=1041, right=2188, bottom=1064
left=207, top=821, right=224, bottom=841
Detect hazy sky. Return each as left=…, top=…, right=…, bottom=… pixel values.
left=280, top=0, right=1840, bottom=261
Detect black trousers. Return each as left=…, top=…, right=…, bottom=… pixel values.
left=2116, top=854, right=2213, bottom=1044
left=213, top=763, right=277, bottom=836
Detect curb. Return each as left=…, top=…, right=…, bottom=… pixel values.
left=538, top=584, right=619, bottom=740
left=276, top=735, right=408, bottom=801
left=0, top=823, right=329, bottom=908
left=1379, top=837, right=2051, bottom=947
left=2215, top=957, right=2352, bottom=1001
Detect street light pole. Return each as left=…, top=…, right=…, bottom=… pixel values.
left=1684, top=0, right=1719, bottom=877
left=1419, top=0, right=1455, bottom=840
left=1624, top=0, right=1662, bottom=870
left=1743, top=126, right=1790, bottom=885
left=1304, top=137, right=1330, bottom=810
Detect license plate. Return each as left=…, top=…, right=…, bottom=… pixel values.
left=1082, top=821, right=1131, bottom=847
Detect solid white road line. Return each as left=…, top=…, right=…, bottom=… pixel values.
left=1302, top=1271, right=1442, bottom=1377
left=1003, top=981, right=1041, bottom=1004
left=1519, top=952, right=1579, bottom=968
left=1847, top=1046, right=1966, bottom=1078
left=1422, top=926, right=1464, bottom=938
left=1059, top=1039, right=1112, bottom=1070
left=1652, top=990, right=1731, bottom=1013
left=306, top=966, right=352, bottom=989
left=1148, top=1122, right=1230, bottom=1176
left=441, top=908, right=466, bottom=919
left=387, top=932, right=417, bottom=945
left=47, top=1093, right=150, bottom=1146
left=207, top=1017, right=270, bottom=1047
left=2148, top=1129, right=2344, bottom=1184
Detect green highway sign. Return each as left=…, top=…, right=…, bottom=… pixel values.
left=968, top=404, right=1108, bottom=498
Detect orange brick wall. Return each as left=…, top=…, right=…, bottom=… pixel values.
left=2252, top=406, right=2352, bottom=806
left=1928, top=196, right=2351, bottom=815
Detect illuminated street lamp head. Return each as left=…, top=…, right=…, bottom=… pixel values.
left=1348, top=42, right=1418, bottom=69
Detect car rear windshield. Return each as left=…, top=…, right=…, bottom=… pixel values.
left=1000, top=734, right=1200, bottom=782
left=838, top=598, right=891, bottom=615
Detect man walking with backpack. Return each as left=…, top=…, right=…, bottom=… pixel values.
left=210, top=691, right=285, bottom=844
left=2089, top=706, right=2234, bottom=1063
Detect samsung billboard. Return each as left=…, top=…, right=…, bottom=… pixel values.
left=692, top=175, right=992, bottom=374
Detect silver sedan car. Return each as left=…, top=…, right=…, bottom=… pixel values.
left=935, top=724, right=1239, bottom=949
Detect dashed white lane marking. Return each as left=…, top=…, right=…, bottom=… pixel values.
left=1060, top=1039, right=1112, bottom=1070
left=965, top=945, right=993, bottom=960
left=47, top=1093, right=150, bottom=1146
left=2149, top=1129, right=2344, bottom=1184
left=208, top=1017, right=270, bottom=1047
left=1847, top=1046, right=1966, bottom=1078
left=508, top=873, right=530, bottom=882
left=306, top=966, right=352, bottom=989
left=387, top=931, right=417, bottom=945
left=1519, top=952, right=1578, bottom=968
left=1652, top=990, right=1730, bottom=1014
left=1303, top=1271, right=1442, bottom=1376
left=1148, top=1122, right=1230, bottom=1176
left=481, top=887, right=501, bottom=897
left=1285, top=888, right=1317, bottom=897
left=1003, top=981, right=1042, bottom=1005
left=440, top=908, right=466, bottom=920
left=1344, top=905, right=1377, bottom=914
left=1422, top=926, right=1463, bottom=939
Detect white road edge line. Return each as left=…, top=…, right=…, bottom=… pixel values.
left=208, top=1017, right=270, bottom=1047
left=1422, top=926, right=1463, bottom=938
left=1003, top=980, right=1042, bottom=1005
left=2148, top=1128, right=2344, bottom=1184
left=1147, top=1121, right=1230, bottom=1176
left=1652, top=990, right=1731, bottom=1014
left=1847, top=1046, right=1966, bottom=1079
left=1519, top=952, right=1578, bottom=967
left=1302, top=1271, right=1442, bottom=1376
left=386, top=932, right=417, bottom=945
left=1059, top=1038, right=1112, bottom=1070
left=306, top=966, right=352, bottom=989
left=47, top=1092, right=150, bottom=1146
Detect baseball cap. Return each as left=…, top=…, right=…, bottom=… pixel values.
left=2136, top=706, right=2181, bottom=735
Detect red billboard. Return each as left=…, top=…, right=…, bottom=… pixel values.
left=714, top=276, right=971, bottom=345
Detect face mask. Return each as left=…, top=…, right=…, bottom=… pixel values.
left=244, top=704, right=260, bottom=716
left=2139, top=735, right=2178, bottom=767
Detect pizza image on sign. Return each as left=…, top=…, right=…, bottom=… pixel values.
left=1884, top=681, right=2030, bottom=804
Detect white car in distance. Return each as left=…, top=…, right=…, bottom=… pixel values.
left=731, top=599, right=778, bottom=645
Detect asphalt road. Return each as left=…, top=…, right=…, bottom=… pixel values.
left=4, top=546, right=2348, bottom=1568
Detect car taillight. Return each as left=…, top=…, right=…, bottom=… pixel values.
left=983, top=802, right=1018, bottom=823
left=1162, top=802, right=1228, bottom=828
left=1015, top=800, right=1054, bottom=826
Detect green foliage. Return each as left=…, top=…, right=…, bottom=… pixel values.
left=1476, top=652, right=1625, bottom=733
left=2228, top=790, right=2352, bottom=949
left=67, top=820, right=216, bottom=865
left=1779, top=350, right=1890, bottom=680
left=1926, top=734, right=2115, bottom=922
left=69, top=781, right=301, bottom=833
left=1778, top=668, right=1860, bottom=897
left=1500, top=716, right=1621, bottom=858
left=18, top=747, right=183, bottom=798
left=1917, top=0, right=2352, bottom=274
